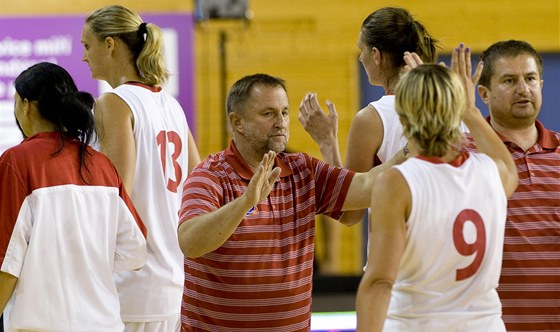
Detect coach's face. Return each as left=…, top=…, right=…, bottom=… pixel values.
left=478, top=54, right=543, bottom=130
left=233, top=83, right=290, bottom=155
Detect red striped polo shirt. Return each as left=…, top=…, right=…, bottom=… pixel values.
left=179, top=141, right=355, bottom=332
left=464, top=119, right=560, bottom=331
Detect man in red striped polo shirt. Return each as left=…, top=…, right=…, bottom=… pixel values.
left=465, top=40, right=560, bottom=331
left=177, top=73, right=407, bottom=331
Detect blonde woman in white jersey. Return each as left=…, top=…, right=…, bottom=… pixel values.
left=299, top=7, right=439, bottom=227
left=355, top=45, right=518, bottom=332
left=81, top=5, right=201, bottom=331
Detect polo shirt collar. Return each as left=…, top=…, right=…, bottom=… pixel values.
left=535, top=120, right=559, bottom=150
left=224, top=140, right=293, bottom=180
left=486, top=117, right=559, bottom=150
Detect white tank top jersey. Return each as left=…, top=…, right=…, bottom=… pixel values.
left=110, top=83, right=190, bottom=321
left=370, top=95, right=407, bottom=163
left=365, top=96, right=471, bottom=272
left=385, top=152, right=507, bottom=332
left=370, top=95, right=470, bottom=163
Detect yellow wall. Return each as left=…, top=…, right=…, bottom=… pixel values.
left=3, top=0, right=559, bottom=273
left=193, top=0, right=559, bottom=273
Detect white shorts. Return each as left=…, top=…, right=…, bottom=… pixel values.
left=123, top=314, right=181, bottom=332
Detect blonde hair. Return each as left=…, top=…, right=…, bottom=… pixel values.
left=395, top=64, right=465, bottom=157
left=85, top=5, right=169, bottom=85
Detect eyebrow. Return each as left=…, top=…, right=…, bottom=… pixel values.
left=499, top=71, right=539, bottom=78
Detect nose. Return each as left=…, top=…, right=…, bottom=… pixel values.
left=275, top=114, right=288, bottom=129
left=515, top=79, right=530, bottom=95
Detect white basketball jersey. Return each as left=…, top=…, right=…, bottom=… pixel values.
left=111, top=83, right=189, bottom=320
left=370, top=95, right=406, bottom=163
left=371, top=95, right=470, bottom=163
left=386, top=152, right=507, bottom=332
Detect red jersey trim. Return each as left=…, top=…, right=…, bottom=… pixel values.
left=416, top=151, right=470, bottom=167
left=124, top=81, right=162, bottom=92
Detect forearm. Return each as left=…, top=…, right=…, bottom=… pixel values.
left=0, top=271, right=17, bottom=312
left=463, top=108, right=518, bottom=194
left=317, top=136, right=343, bottom=167
left=342, top=149, right=407, bottom=211
left=178, top=194, right=254, bottom=258
left=356, top=279, right=392, bottom=332
left=463, top=109, right=504, bottom=158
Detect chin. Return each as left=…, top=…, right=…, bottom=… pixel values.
left=269, top=144, right=286, bottom=154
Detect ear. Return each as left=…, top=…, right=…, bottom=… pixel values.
left=477, top=85, right=490, bottom=104
left=229, top=112, right=244, bottom=134
left=104, top=36, right=115, bottom=52
left=21, top=98, right=31, bottom=115
left=371, top=47, right=381, bottom=66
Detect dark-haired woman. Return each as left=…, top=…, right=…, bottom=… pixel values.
left=299, top=7, right=442, bottom=228
left=0, top=62, right=147, bottom=331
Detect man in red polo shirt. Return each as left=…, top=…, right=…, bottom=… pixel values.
left=464, top=40, right=560, bottom=331
left=177, top=73, right=407, bottom=331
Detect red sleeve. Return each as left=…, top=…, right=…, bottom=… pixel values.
left=311, top=156, right=356, bottom=219
left=179, top=167, right=224, bottom=226
left=0, top=155, right=28, bottom=263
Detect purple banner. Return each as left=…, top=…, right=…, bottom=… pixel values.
left=0, top=13, right=195, bottom=154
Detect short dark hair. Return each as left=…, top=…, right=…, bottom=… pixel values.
left=226, top=73, right=286, bottom=116
left=478, top=40, right=543, bottom=87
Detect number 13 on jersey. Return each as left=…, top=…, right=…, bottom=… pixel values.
left=157, top=130, right=183, bottom=193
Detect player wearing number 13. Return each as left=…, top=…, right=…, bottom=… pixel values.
left=81, top=5, right=201, bottom=331
left=356, top=45, right=518, bottom=332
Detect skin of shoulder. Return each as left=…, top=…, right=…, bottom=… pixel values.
left=345, top=104, right=384, bottom=171
left=94, top=92, right=137, bottom=193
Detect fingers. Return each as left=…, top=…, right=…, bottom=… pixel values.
left=309, top=93, right=322, bottom=111
left=325, top=100, right=338, bottom=119
left=299, top=91, right=334, bottom=118
left=403, top=51, right=423, bottom=72
left=299, top=93, right=311, bottom=119
left=262, top=150, right=276, bottom=172
left=254, top=151, right=276, bottom=187
left=268, top=166, right=281, bottom=184
left=455, top=43, right=467, bottom=78
left=299, top=92, right=321, bottom=116
left=457, top=43, right=484, bottom=84
left=452, top=43, right=478, bottom=81
left=472, top=61, right=484, bottom=85
left=245, top=151, right=279, bottom=205
left=259, top=151, right=280, bottom=198
left=451, top=45, right=459, bottom=73
left=465, top=46, right=472, bottom=80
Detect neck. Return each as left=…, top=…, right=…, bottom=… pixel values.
left=410, top=140, right=460, bottom=162
left=491, top=120, right=538, bottom=151
left=233, top=138, right=264, bottom=172
left=106, top=60, right=145, bottom=88
left=26, top=106, right=56, bottom=136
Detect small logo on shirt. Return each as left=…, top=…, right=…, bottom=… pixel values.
left=246, top=206, right=256, bottom=216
